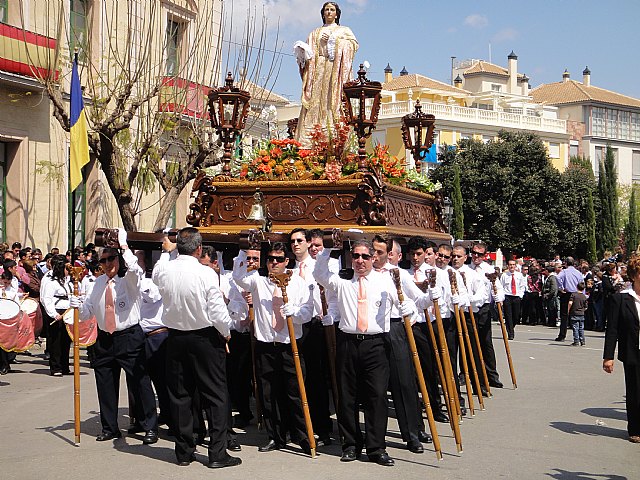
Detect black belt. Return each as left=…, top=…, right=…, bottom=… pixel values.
left=343, top=332, right=386, bottom=341
left=390, top=317, right=403, bottom=323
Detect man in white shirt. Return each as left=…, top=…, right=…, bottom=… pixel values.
left=314, top=239, right=416, bottom=467
left=233, top=242, right=313, bottom=455
left=469, top=242, right=505, bottom=388
left=71, top=230, right=158, bottom=445
left=290, top=228, right=332, bottom=446
left=152, top=228, right=240, bottom=469
left=500, top=259, right=526, bottom=340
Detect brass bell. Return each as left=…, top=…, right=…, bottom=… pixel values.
left=246, top=188, right=271, bottom=231
left=247, top=203, right=265, bottom=224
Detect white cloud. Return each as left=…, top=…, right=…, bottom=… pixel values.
left=463, top=14, right=488, bottom=28
left=492, top=27, right=518, bottom=43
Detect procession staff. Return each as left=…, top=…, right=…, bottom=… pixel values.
left=290, top=228, right=332, bottom=446
left=314, top=238, right=418, bottom=467
left=68, top=264, right=83, bottom=444
left=372, top=235, right=433, bottom=453
left=233, top=243, right=314, bottom=455
left=488, top=273, right=518, bottom=389
left=70, top=230, right=159, bottom=444
left=152, top=228, right=240, bottom=468
left=469, top=242, right=505, bottom=389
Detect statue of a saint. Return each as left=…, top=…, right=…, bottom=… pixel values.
left=293, top=2, right=358, bottom=147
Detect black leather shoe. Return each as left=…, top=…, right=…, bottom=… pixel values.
left=177, top=455, right=196, bottom=466
left=460, top=406, right=467, bottom=417
left=96, top=431, right=122, bottom=442
left=418, top=431, right=432, bottom=443
left=407, top=441, right=424, bottom=453
left=227, top=438, right=242, bottom=452
left=316, top=435, right=332, bottom=447
left=434, top=411, right=449, bottom=423
left=489, top=380, right=503, bottom=388
left=142, top=430, right=158, bottom=445
left=554, top=336, right=565, bottom=342
left=369, top=452, right=395, bottom=466
left=207, top=456, right=242, bottom=469
left=258, top=439, right=284, bottom=452
left=340, top=448, right=357, bottom=462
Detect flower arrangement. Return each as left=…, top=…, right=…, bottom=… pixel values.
left=236, top=122, right=439, bottom=193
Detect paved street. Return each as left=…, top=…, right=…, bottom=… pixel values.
left=1, top=324, right=638, bottom=480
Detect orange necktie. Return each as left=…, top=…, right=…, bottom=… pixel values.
left=357, top=276, right=368, bottom=333
left=104, top=279, right=116, bottom=334
left=271, top=286, right=285, bottom=331
left=299, top=262, right=306, bottom=280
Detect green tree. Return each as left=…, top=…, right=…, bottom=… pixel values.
left=450, top=163, right=464, bottom=239
left=597, top=146, right=620, bottom=255
left=625, top=188, right=639, bottom=257
left=597, top=159, right=610, bottom=256
left=586, top=189, right=597, bottom=264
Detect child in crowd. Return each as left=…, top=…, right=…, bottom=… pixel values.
left=568, top=281, right=588, bottom=346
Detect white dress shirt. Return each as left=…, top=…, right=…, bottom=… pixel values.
left=139, top=277, right=165, bottom=333
left=233, top=251, right=312, bottom=343
left=458, top=264, right=486, bottom=312
left=152, top=251, right=232, bottom=337
left=226, top=279, right=251, bottom=333
left=79, top=249, right=143, bottom=332
left=501, top=270, right=527, bottom=298
left=313, top=249, right=399, bottom=334
left=40, top=272, right=72, bottom=318
left=472, top=261, right=505, bottom=303
left=294, top=256, right=322, bottom=318
left=379, top=262, right=428, bottom=322
left=406, top=263, right=448, bottom=322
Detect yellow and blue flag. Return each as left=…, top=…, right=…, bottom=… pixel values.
left=69, top=54, right=89, bottom=192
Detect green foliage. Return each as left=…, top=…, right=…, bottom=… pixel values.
left=451, top=163, right=464, bottom=240
left=625, top=188, right=639, bottom=257
left=586, top=189, right=597, bottom=264
left=597, top=145, right=621, bottom=255
left=431, top=131, right=597, bottom=258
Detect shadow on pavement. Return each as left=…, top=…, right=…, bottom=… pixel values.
left=549, top=421, right=627, bottom=440
left=581, top=407, right=627, bottom=422
left=545, top=468, right=627, bottom=479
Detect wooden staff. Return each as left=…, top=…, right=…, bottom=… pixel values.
left=390, top=269, right=442, bottom=460
left=248, top=303, right=264, bottom=430
left=448, top=270, right=475, bottom=416
left=319, top=285, right=339, bottom=413
left=269, top=272, right=316, bottom=458
left=486, top=273, right=518, bottom=389
left=67, top=265, right=84, bottom=445
left=426, top=270, right=463, bottom=453
left=459, top=271, right=491, bottom=399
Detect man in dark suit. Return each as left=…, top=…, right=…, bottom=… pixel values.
left=603, top=256, right=640, bottom=443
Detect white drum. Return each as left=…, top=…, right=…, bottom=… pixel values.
left=0, top=298, right=20, bottom=321
left=20, top=298, right=38, bottom=315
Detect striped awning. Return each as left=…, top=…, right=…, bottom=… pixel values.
left=0, top=23, right=59, bottom=80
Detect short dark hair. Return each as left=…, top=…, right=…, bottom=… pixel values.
left=19, top=248, right=29, bottom=259
left=351, top=240, right=373, bottom=255
left=372, top=234, right=393, bottom=253
left=308, top=228, right=323, bottom=240
left=408, top=236, right=428, bottom=252
left=269, top=242, right=288, bottom=255
left=1, top=270, right=12, bottom=281
left=320, top=2, right=341, bottom=24
left=289, top=228, right=310, bottom=241
left=3, top=259, right=16, bottom=270
left=577, top=281, right=586, bottom=291
left=474, top=242, right=488, bottom=253
left=177, top=227, right=202, bottom=255
left=50, top=254, right=68, bottom=280
left=200, top=245, right=216, bottom=260
left=11, top=242, right=21, bottom=249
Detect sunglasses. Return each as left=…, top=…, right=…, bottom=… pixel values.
left=99, top=255, right=117, bottom=264
left=452, top=254, right=465, bottom=258
left=437, top=253, right=451, bottom=259
left=290, top=238, right=306, bottom=244
left=471, top=251, right=485, bottom=256
left=267, top=255, right=287, bottom=263
left=246, top=256, right=260, bottom=262
left=352, top=253, right=372, bottom=261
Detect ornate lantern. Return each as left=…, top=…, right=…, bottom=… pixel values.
left=401, top=100, right=436, bottom=173
left=208, top=72, right=251, bottom=176
left=342, top=64, right=382, bottom=172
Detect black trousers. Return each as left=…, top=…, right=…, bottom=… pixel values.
left=441, top=316, right=461, bottom=399
left=337, top=332, right=389, bottom=456
left=89, top=325, right=157, bottom=436
left=412, top=322, right=443, bottom=412
left=475, top=304, right=500, bottom=384
left=165, top=327, right=228, bottom=463
left=624, top=361, right=640, bottom=437
left=227, top=330, right=253, bottom=421
left=558, top=292, right=572, bottom=340
left=45, top=311, right=70, bottom=374
left=387, top=320, right=422, bottom=443
left=145, top=330, right=171, bottom=424
left=255, top=340, right=307, bottom=446
left=299, top=320, right=332, bottom=436
left=503, top=296, right=521, bottom=338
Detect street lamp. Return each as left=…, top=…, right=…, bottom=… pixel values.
left=443, top=196, right=453, bottom=232
left=401, top=99, right=436, bottom=173
left=342, top=64, right=382, bottom=172
left=208, top=72, right=251, bottom=176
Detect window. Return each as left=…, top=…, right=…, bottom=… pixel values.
left=633, top=151, right=640, bottom=183
left=0, top=0, right=8, bottom=23
left=548, top=143, right=560, bottom=159
left=166, top=19, right=182, bottom=76
left=0, top=142, right=6, bottom=242
left=594, top=146, right=605, bottom=176
left=69, top=183, right=86, bottom=248
left=70, top=0, right=88, bottom=59
left=491, top=84, right=502, bottom=92
left=591, top=107, right=605, bottom=136
left=569, top=141, right=579, bottom=158
left=620, top=111, right=630, bottom=140
left=631, top=112, right=640, bottom=141
left=606, top=109, right=618, bottom=138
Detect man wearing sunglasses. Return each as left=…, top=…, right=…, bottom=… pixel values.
left=314, top=240, right=417, bottom=467
left=371, top=235, right=437, bottom=454
left=70, top=228, right=159, bottom=446
left=233, top=242, right=314, bottom=455
left=468, top=242, right=504, bottom=388
left=289, top=228, right=333, bottom=447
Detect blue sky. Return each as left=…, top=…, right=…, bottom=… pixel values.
left=225, top=0, right=640, bottom=103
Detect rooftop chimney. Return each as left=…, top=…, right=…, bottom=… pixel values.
left=583, top=66, right=591, bottom=87
left=384, top=63, right=393, bottom=83
left=508, top=51, right=518, bottom=94
left=521, top=74, right=529, bottom=96
left=454, top=75, right=463, bottom=88
left=400, top=66, right=408, bottom=76
left=562, top=69, right=570, bottom=82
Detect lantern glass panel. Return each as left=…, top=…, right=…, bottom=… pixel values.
left=223, top=103, right=234, bottom=121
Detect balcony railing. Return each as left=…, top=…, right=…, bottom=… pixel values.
left=0, top=23, right=59, bottom=80
left=380, top=100, right=567, bottom=134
